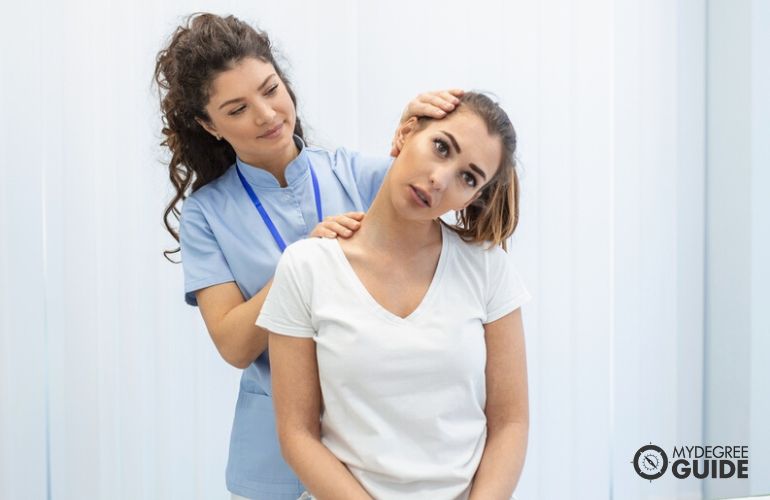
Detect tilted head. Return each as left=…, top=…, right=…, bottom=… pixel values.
left=389, top=92, right=519, bottom=249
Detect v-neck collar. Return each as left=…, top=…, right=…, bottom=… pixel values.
left=329, top=223, right=450, bottom=324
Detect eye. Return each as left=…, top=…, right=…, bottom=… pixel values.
left=229, top=105, right=246, bottom=116
left=265, top=83, right=279, bottom=96
left=433, top=138, right=450, bottom=157
left=461, top=171, right=478, bottom=188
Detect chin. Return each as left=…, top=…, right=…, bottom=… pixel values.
left=395, top=200, right=438, bottom=223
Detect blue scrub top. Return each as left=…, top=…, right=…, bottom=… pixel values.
left=179, top=137, right=391, bottom=499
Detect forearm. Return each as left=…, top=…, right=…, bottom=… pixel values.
left=469, top=421, right=528, bottom=499
left=199, top=280, right=272, bottom=369
left=216, top=292, right=269, bottom=367
left=281, top=432, right=372, bottom=500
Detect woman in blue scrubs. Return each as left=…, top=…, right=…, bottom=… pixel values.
left=154, top=13, right=461, bottom=500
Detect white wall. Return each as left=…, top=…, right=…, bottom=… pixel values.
left=0, top=0, right=737, bottom=499
left=705, top=0, right=770, bottom=498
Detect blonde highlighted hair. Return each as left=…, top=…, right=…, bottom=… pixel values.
left=447, top=92, right=519, bottom=250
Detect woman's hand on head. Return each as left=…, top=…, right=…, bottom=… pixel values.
left=309, top=212, right=364, bottom=239
left=393, top=89, right=464, bottom=155
left=401, top=89, right=464, bottom=122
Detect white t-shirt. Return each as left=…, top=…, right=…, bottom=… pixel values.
left=257, top=223, right=530, bottom=500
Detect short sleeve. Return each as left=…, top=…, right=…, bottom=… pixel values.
left=348, top=151, right=392, bottom=208
left=179, top=197, right=235, bottom=306
left=484, top=246, right=531, bottom=324
left=256, top=246, right=315, bottom=338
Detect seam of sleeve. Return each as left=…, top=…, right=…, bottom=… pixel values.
left=484, top=290, right=532, bottom=324
left=184, top=274, right=236, bottom=294
left=256, top=313, right=315, bottom=338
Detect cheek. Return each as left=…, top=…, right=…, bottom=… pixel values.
left=386, top=155, right=409, bottom=181
left=445, top=186, right=479, bottom=211
left=226, top=120, right=252, bottom=139
left=279, top=90, right=297, bottom=119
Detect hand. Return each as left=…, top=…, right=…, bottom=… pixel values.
left=392, top=89, right=463, bottom=155
left=309, top=212, right=364, bottom=239
left=400, top=88, right=464, bottom=123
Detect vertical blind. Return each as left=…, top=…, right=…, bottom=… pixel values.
left=0, top=0, right=715, bottom=498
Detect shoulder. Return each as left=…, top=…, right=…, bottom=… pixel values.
left=442, top=225, right=517, bottom=279
left=307, top=145, right=391, bottom=174
left=272, top=238, right=340, bottom=296
left=283, top=236, right=325, bottom=256
left=441, top=225, right=530, bottom=318
left=181, top=165, right=237, bottom=214
left=179, top=167, right=239, bottom=231
left=280, top=237, right=337, bottom=269
left=306, top=145, right=354, bottom=169
left=443, top=225, right=494, bottom=263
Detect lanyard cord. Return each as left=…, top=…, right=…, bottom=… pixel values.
left=236, top=163, right=323, bottom=252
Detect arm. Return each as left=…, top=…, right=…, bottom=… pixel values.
left=269, top=333, right=373, bottom=500
left=195, top=280, right=272, bottom=369
left=469, top=308, right=529, bottom=499
left=195, top=215, right=366, bottom=369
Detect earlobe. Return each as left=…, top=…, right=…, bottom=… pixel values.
left=392, top=136, right=406, bottom=156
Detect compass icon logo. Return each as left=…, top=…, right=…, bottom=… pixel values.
left=633, top=444, right=668, bottom=480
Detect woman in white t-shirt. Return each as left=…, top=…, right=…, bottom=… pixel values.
left=258, top=92, right=529, bottom=500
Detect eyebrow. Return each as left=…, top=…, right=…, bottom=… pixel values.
left=469, top=163, right=487, bottom=180
left=440, top=130, right=488, bottom=180
left=440, top=130, right=462, bottom=153
left=217, top=73, right=277, bottom=110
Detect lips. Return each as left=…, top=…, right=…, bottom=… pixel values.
left=258, top=122, right=283, bottom=139
left=409, top=185, right=432, bottom=208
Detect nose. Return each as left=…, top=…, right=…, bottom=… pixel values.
left=428, top=167, right=451, bottom=191
left=252, top=99, right=277, bottom=126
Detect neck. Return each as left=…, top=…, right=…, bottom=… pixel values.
left=238, top=140, right=299, bottom=187
left=354, top=181, right=441, bottom=254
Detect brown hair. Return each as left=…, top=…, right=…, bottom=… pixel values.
left=154, top=13, right=305, bottom=261
left=446, top=92, right=519, bottom=250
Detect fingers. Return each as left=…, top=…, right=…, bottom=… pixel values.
left=310, top=227, right=337, bottom=238
left=415, top=94, right=454, bottom=117
left=323, top=221, right=354, bottom=237
left=343, top=211, right=365, bottom=221
left=429, top=91, right=462, bottom=110
left=310, top=213, right=365, bottom=239
left=404, top=89, right=464, bottom=121
left=421, top=90, right=462, bottom=109
left=324, top=212, right=364, bottom=231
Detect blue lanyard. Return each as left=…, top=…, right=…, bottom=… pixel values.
left=236, top=163, right=323, bottom=252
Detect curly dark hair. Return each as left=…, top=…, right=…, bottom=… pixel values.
left=154, top=13, right=305, bottom=261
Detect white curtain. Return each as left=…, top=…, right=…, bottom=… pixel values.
left=2, top=1, right=764, bottom=499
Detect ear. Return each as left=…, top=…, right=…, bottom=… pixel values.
left=195, top=117, right=221, bottom=141
left=389, top=116, right=420, bottom=157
